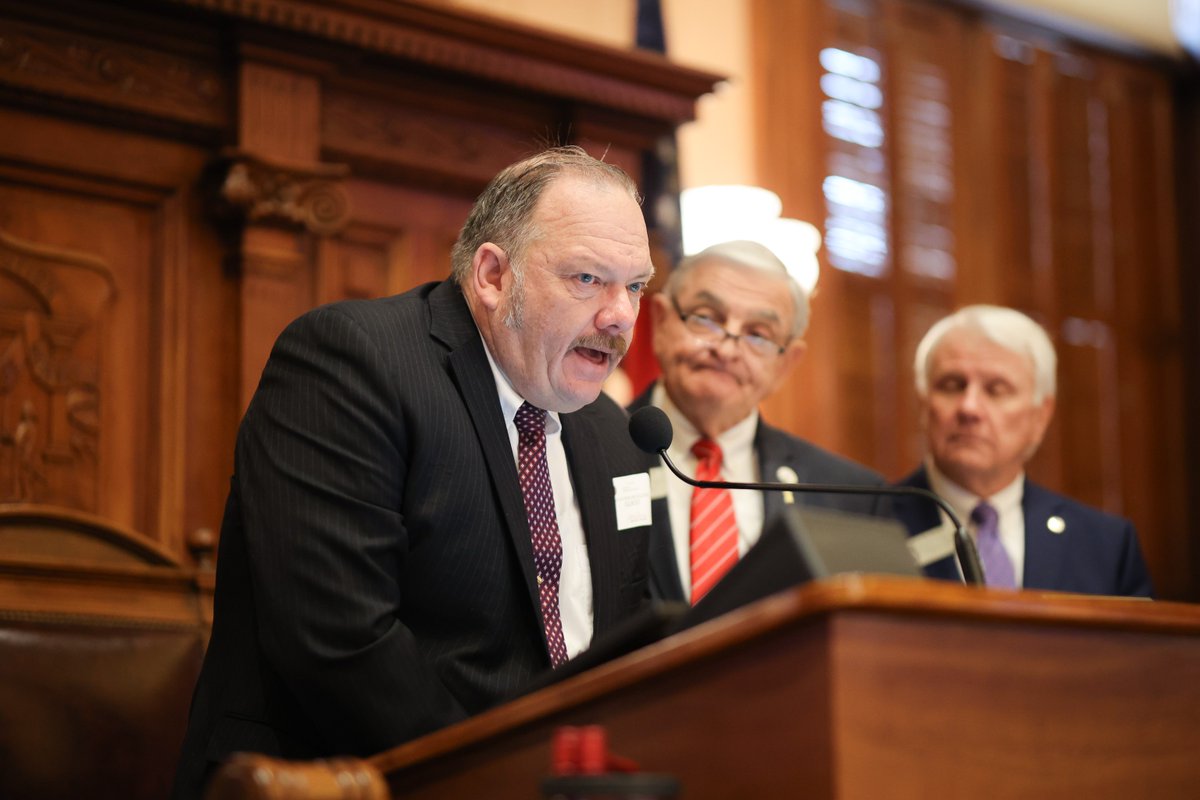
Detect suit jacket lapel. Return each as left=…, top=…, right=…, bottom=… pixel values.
left=756, top=421, right=788, bottom=525
left=627, top=385, right=686, bottom=603
left=1021, top=480, right=1067, bottom=590
left=561, top=410, right=623, bottom=635
left=646, top=494, right=685, bottom=603
left=431, top=282, right=541, bottom=614
left=895, top=468, right=942, bottom=530
left=895, top=467, right=961, bottom=582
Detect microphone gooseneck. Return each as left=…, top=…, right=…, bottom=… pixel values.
left=627, top=406, right=986, bottom=586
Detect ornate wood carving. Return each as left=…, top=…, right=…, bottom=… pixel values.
left=165, top=0, right=716, bottom=125
left=214, top=150, right=351, bottom=236
left=0, top=0, right=714, bottom=570
left=0, top=13, right=225, bottom=128
left=0, top=230, right=115, bottom=509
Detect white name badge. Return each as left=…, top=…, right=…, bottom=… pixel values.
left=907, top=525, right=956, bottom=567
left=612, top=472, right=652, bottom=531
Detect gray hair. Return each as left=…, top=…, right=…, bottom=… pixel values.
left=663, top=240, right=811, bottom=338
left=913, top=305, right=1057, bottom=402
left=450, top=146, right=641, bottom=284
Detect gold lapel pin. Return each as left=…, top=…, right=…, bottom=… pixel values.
left=776, top=466, right=798, bottom=505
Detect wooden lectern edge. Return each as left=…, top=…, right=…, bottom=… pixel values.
left=205, top=753, right=388, bottom=800
left=372, top=574, right=1200, bottom=774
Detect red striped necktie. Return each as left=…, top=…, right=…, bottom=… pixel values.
left=689, top=437, right=739, bottom=604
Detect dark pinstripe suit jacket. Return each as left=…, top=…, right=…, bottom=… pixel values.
left=892, top=466, right=1154, bottom=597
left=172, top=280, right=653, bottom=798
left=627, top=386, right=890, bottom=603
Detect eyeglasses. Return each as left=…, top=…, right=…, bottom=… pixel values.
left=670, top=296, right=788, bottom=359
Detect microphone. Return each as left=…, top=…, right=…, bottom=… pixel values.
left=628, top=406, right=986, bottom=586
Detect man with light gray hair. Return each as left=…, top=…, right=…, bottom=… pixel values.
left=892, top=304, right=1153, bottom=596
left=629, top=240, right=889, bottom=604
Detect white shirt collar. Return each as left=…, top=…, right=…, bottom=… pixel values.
left=481, top=336, right=562, bottom=434
left=651, top=382, right=758, bottom=458
left=925, top=458, right=1024, bottom=522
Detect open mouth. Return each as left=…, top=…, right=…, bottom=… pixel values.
left=570, top=333, right=627, bottom=369
left=574, top=346, right=610, bottom=366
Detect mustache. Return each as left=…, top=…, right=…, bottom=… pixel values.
left=572, top=333, right=628, bottom=360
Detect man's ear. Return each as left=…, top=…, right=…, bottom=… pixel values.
left=766, top=337, right=807, bottom=393
left=472, top=243, right=509, bottom=312
left=648, top=292, right=672, bottom=359
left=648, top=291, right=670, bottom=330
left=782, top=337, right=807, bottom=370
left=1032, top=394, right=1056, bottom=443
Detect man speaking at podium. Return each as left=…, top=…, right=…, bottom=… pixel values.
left=893, top=305, right=1153, bottom=596
left=172, top=147, right=659, bottom=798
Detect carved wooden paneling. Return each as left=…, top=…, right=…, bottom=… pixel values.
left=337, top=179, right=477, bottom=292
left=164, top=0, right=712, bottom=124
left=322, top=86, right=544, bottom=191
left=0, top=13, right=226, bottom=129
left=0, top=0, right=716, bottom=574
left=315, top=220, right=463, bottom=308
left=0, top=109, right=213, bottom=552
left=0, top=229, right=113, bottom=510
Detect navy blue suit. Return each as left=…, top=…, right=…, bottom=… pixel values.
left=892, top=466, right=1153, bottom=597
left=629, top=386, right=890, bottom=603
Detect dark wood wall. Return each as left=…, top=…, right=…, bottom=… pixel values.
left=752, top=0, right=1197, bottom=600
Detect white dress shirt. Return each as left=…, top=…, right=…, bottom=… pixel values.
left=652, top=383, right=764, bottom=599
left=925, top=459, right=1027, bottom=585
left=483, top=343, right=593, bottom=658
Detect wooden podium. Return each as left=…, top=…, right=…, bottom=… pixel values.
left=211, top=576, right=1200, bottom=799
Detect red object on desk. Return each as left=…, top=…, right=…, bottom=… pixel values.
left=551, top=726, right=640, bottom=776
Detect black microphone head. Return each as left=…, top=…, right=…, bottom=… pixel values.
left=629, top=406, right=673, bottom=454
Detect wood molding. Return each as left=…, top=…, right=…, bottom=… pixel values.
left=0, top=10, right=227, bottom=130
left=164, top=0, right=719, bottom=125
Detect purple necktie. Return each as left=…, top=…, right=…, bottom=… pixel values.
left=514, top=402, right=569, bottom=667
left=971, top=501, right=1017, bottom=589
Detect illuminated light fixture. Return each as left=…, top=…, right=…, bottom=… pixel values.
left=1174, top=0, right=1200, bottom=59
left=680, top=185, right=821, bottom=293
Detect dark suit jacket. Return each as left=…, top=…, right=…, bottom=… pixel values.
left=892, top=466, right=1153, bottom=597
left=172, top=281, right=652, bottom=798
left=628, top=386, right=889, bottom=603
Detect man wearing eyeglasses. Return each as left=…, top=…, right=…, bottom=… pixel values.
left=628, top=240, right=889, bottom=604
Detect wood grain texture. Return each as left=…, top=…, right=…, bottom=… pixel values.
left=370, top=575, right=1200, bottom=799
